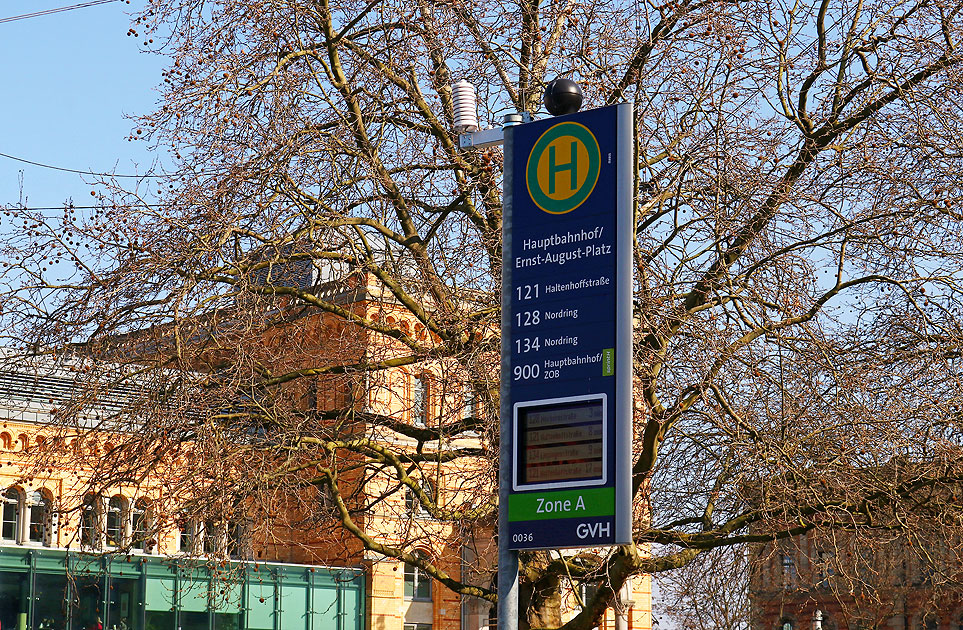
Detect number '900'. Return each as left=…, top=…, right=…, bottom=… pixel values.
left=514, top=364, right=540, bottom=380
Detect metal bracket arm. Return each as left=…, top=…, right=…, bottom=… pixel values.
left=459, top=127, right=505, bottom=149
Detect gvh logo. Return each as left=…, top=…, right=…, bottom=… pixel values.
left=526, top=122, right=600, bottom=215
left=576, top=521, right=611, bottom=539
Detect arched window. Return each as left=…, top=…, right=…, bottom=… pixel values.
left=0, top=432, right=11, bottom=450
left=404, top=551, right=432, bottom=601
left=17, top=434, right=28, bottom=451
left=1, top=488, right=21, bottom=542
left=779, top=619, right=794, bottom=630
left=27, top=490, right=51, bottom=545
left=131, top=499, right=151, bottom=552
left=80, top=494, right=99, bottom=549
left=105, top=495, right=125, bottom=548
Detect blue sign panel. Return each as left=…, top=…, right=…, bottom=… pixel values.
left=505, top=103, right=633, bottom=550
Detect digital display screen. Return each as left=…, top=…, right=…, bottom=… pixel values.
left=516, top=398, right=604, bottom=486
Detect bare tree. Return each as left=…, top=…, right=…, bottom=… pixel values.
left=4, top=0, right=963, bottom=628
left=655, top=547, right=748, bottom=630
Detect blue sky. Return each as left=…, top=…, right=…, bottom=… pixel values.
left=0, top=0, right=166, bottom=211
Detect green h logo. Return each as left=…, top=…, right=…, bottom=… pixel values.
left=526, top=122, right=600, bottom=215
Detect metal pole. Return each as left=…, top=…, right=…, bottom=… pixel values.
left=614, top=582, right=630, bottom=630
left=498, top=114, right=521, bottom=630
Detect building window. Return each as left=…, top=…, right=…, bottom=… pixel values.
left=131, top=499, right=151, bottom=552
left=578, top=581, right=599, bottom=610
left=405, top=479, right=433, bottom=518
left=462, top=387, right=479, bottom=420
left=203, top=519, right=222, bottom=554
left=27, top=490, right=51, bottom=545
left=1, top=488, right=21, bottom=542
left=405, top=553, right=432, bottom=601
left=105, top=495, right=126, bottom=548
left=779, top=620, right=794, bottom=630
left=780, top=553, right=797, bottom=588
left=319, top=483, right=341, bottom=520
left=816, top=551, right=835, bottom=588
left=412, top=374, right=428, bottom=426
left=178, top=517, right=197, bottom=553
left=80, top=494, right=99, bottom=549
left=405, top=624, right=432, bottom=630
left=227, top=520, right=250, bottom=559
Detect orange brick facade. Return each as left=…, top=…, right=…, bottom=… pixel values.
left=0, top=278, right=653, bottom=630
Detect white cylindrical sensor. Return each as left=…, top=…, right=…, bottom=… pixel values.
left=452, top=80, right=479, bottom=133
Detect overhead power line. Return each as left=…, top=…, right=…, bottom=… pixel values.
left=4, top=204, right=170, bottom=212
left=0, top=0, right=121, bottom=25
left=0, top=151, right=165, bottom=179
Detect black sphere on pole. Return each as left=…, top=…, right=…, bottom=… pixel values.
left=543, top=78, right=583, bottom=116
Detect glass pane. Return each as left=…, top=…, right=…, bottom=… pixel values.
left=28, top=498, right=48, bottom=544
left=416, top=574, right=431, bottom=600
left=412, top=378, right=426, bottom=425
left=246, top=581, right=274, bottom=630
left=34, top=573, right=69, bottom=629
left=280, top=584, right=308, bottom=630
left=180, top=611, right=210, bottom=630
left=311, top=586, right=338, bottom=629
left=226, top=522, right=243, bottom=559
left=214, top=613, right=240, bottom=630
left=203, top=521, right=218, bottom=554
left=145, top=576, right=176, bottom=612
left=180, top=580, right=210, bottom=613
left=81, top=498, right=98, bottom=548
left=72, top=576, right=105, bottom=630
left=107, top=578, right=140, bottom=630
left=179, top=519, right=194, bottom=553
left=0, top=575, right=27, bottom=630
left=404, top=566, right=414, bottom=598
left=404, top=564, right=430, bottom=600
left=106, top=499, right=123, bottom=548
left=132, top=516, right=144, bottom=550
left=2, top=491, right=19, bottom=541
left=144, top=611, right=174, bottom=630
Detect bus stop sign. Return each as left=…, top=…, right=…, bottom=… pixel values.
left=505, top=103, right=634, bottom=550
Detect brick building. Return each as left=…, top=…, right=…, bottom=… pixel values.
left=750, top=530, right=963, bottom=630
left=0, top=268, right=652, bottom=630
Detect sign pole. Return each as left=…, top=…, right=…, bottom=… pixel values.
left=498, top=115, right=520, bottom=630
left=491, top=97, right=633, bottom=628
